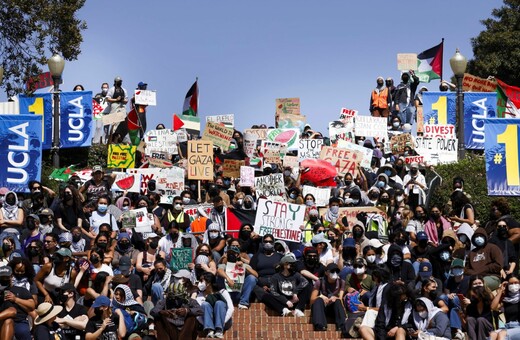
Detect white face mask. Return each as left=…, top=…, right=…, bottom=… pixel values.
left=182, top=197, right=191, bottom=205
left=174, top=204, right=182, bottom=211
left=237, top=199, right=243, bottom=205
left=418, top=311, right=428, bottom=319
left=198, top=282, right=207, bottom=291
left=329, top=272, right=339, bottom=280
left=354, top=267, right=365, bottom=275
left=366, top=255, right=376, bottom=263
left=209, top=232, right=219, bottom=239
left=509, top=284, right=520, bottom=294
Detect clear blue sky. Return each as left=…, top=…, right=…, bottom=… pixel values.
left=51, top=0, right=503, bottom=134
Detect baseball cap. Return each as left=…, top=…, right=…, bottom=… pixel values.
left=118, top=256, right=132, bottom=275
left=146, top=233, right=159, bottom=240
left=368, top=239, right=384, bottom=248
left=280, top=253, right=297, bottom=264
left=137, top=81, right=147, bottom=87
left=343, top=237, right=356, bottom=248
left=0, top=266, right=12, bottom=277
left=418, top=262, right=433, bottom=279
left=92, top=295, right=111, bottom=308
left=173, top=269, right=191, bottom=280
left=59, top=232, right=72, bottom=243
left=92, top=165, right=103, bottom=173
left=309, top=209, right=319, bottom=216
left=39, top=208, right=54, bottom=217
left=56, top=248, right=72, bottom=258
left=326, top=263, right=339, bottom=272
left=114, top=76, right=122, bottom=82
left=410, top=162, right=419, bottom=169
left=451, top=258, right=464, bottom=268
left=416, top=231, right=428, bottom=241
left=28, top=214, right=40, bottom=221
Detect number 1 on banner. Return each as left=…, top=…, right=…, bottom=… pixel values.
left=28, top=97, right=45, bottom=143
left=432, top=96, right=447, bottom=125
left=497, top=124, right=520, bottom=186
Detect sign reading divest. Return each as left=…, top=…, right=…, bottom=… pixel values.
left=422, top=92, right=457, bottom=125
left=255, top=173, right=285, bottom=198
left=464, top=92, right=497, bottom=150
left=254, top=198, right=305, bottom=242
left=144, top=129, right=179, bottom=156
left=60, top=91, right=94, bottom=148
left=298, top=138, right=323, bottom=161
left=423, top=124, right=456, bottom=139
left=188, top=140, right=213, bottom=180
left=19, top=93, right=53, bottom=150
left=320, top=146, right=362, bottom=176
left=276, top=98, right=300, bottom=115
left=107, top=144, right=136, bottom=168
left=0, top=115, right=43, bottom=193
left=202, top=121, right=234, bottom=151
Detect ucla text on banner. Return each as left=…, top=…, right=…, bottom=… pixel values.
left=59, top=91, right=93, bottom=148
left=0, top=114, right=43, bottom=192
left=464, top=92, right=497, bottom=150
left=254, top=198, right=305, bottom=243
left=422, top=92, right=456, bottom=126
left=19, top=93, right=53, bottom=150
left=484, top=119, right=520, bottom=196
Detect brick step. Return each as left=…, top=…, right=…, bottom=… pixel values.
left=199, top=330, right=345, bottom=340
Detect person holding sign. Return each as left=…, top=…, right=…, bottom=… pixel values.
left=394, top=71, right=420, bottom=126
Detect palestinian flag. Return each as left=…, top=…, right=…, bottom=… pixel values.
left=92, top=99, right=104, bottom=120
left=182, top=80, right=198, bottom=116
left=172, top=114, right=185, bottom=131
left=496, top=79, right=520, bottom=118
left=417, top=41, right=443, bottom=83
left=226, top=208, right=257, bottom=239
left=49, top=165, right=77, bottom=181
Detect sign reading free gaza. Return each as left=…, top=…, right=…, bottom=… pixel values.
left=254, top=198, right=305, bottom=243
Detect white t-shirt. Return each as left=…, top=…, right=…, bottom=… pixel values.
left=89, top=211, right=119, bottom=235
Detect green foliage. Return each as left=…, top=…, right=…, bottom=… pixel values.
left=429, top=153, right=520, bottom=224
left=0, top=0, right=87, bottom=96
left=466, top=0, right=520, bottom=85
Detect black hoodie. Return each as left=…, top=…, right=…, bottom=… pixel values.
left=385, top=244, right=416, bottom=285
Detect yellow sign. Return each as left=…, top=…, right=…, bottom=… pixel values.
left=107, top=144, right=136, bottom=168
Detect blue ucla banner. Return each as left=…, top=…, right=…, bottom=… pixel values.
left=60, top=91, right=93, bottom=148
left=19, top=93, right=53, bottom=150
left=484, top=119, right=520, bottom=196
left=0, top=115, right=43, bottom=193
left=464, top=92, right=497, bottom=150
left=422, top=92, right=456, bottom=126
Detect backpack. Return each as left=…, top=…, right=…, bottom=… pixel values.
left=118, top=308, right=148, bottom=336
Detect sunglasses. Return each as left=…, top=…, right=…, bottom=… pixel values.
left=44, top=240, right=54, bottom=243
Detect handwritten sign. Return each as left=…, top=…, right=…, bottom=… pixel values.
left=390, top=133, right=414, bottom=153
left=127, top=168, right=156, bottom=195
left=298, top=138, right=323, bottom=161
left=423, top=124, right=456, bottom=139
left=102, top=107, right=126, bottom=125
left=188, top=140, right=213, bottom=180
left=397, top=53, right=418, bottom=71
left=463, top=73, right=497, bottom=93
left=170, top=248, right=193, bottom=272
left=223, top=159, right=245, bottom=178
left=417, top=106, right=424, bottom=134
left=121, top=211, right=137, bottom=229
left=254, top=173, right=285, bottom=198
left=266, top=129, right=299, bottom=151
left=133, top=207, right=154, bottom=233
left=206, top=114, right=234, bottom=128
left=156, top=167, right=185, bottom=204
left=276, top=98, right=300, bottom=115
left=339, top=108, right=358, bottom=120
left=320, top=146, right=362, bottom=177
left=261, top=140, right=283, bottom=164
left=107, top=144, right=136, bottom=168
left=283, top=155, right=299, bottom=169
left=111, top=172, right=141, bottom=193
left=404, top=156, right=425, bottom=164
left=243, top=128, right=267, bottom=141
left=415, top=136, right=458, bottom=165
left=254, top=198, right=305, bottom=242
left=302, top=185, right=331, bottom=207
left=318, top=206, right=387, bottom=231
left=355, top=115, right=388, bottom=140
left=134, top=90, right=157, bottom=106
left=202, top=121, right=234, bottom=151
left=144, top=129, right=179, bottom=156
left=336, top=140, right=373, bottom=169
left=329, top=121, right=354, bottom=144
left=243, top=132, right=258, bottom=158
left=183, top=204, right=213, bottom=223
left=239, top=166, right=255, bottom=187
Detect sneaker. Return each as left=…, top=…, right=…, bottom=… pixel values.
left=282, top=308, right=292, bottom=316
left=238, top=304, right=249, bottom=310
left=293, top=309, right=305, bottom=317
left=454, top=329, right=465, bottom=340
left=207, top=330, right=215, bottom=338
left=214, top=331, right=224, bottom=339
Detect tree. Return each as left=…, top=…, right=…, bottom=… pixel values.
left=0, top=0, right=87, bottom=96
left=466, top=0, right=520, bottom=86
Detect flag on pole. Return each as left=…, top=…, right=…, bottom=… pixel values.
left=172, top=114, right=185, bottom=131
left=92, top=99, right=104, bottom=119
left=417, top=41, right=443, bottom=83
left=496, top=79, right=520, bottom=118
left=182, top=80, right=198, bottom=116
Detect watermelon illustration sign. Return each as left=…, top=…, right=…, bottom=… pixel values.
left=107, top=144, right=136, bottom=168
left=111, top=172, right=141, bottom=193
left=266, top=129, right=299, bottom=151
left=254, top=198, right=305, bottom=243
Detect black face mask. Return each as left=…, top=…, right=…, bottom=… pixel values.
left=428, top=290, right=438, bottom=300
left=90, top=256, right=100, bottom=265
left=27, top=221, right=37, bottom=230
left=13, top=273, right=25, bottom=280
left=395, top=238, right=406, bottom=246
left=353, top=229, right=363, bottom=239
left=94, top=308, right=104, bottom=318
left=149, top=241, right=159, bottom=249
left=28, top=248, right=39, bottom=257
left=119, top=242, right=130, bottom=250
left=309, top=216, right=318, bottom=223
left=215, top=206, right=224, bottom=213
left=305, top=256, right=318, bottom=266
left=418, top=240, right=428, bottom=248
left=97, top=242, right=108, bottom=250
left=157, top=270, right=166, bottom=278
left=240, top=230, right=251, bottom=239
left=2, top=244, right=12, bottom=253
left=59, top=293, right=69, bottom=304
left=64, top=193, right=73, bottom=201
left=5, top=198, right=15, bottom=206
left=53, top=256, right=63, bottom=264
left=72, top=235, right=81, bottom=242
left=497, top=227, right=509, bottom=239
left=244, top=202, right=252, bottom=209
left=170, top=231, right=179, bottom=239
left=227, top=254, right=237, bottom=263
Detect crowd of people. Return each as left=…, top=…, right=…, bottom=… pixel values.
left=0, top=74, right=518, bottom=340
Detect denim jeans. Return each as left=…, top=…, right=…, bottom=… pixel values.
left=151, top=283, right=164, bottom=304
left=239, top=275, right=257, bottom=306
left=15, top=320, right=32, bottom=340
left=202, top=300, right=228, bottom=332
left=398, top=102, right=414, bottom=125
left=439, top=294, right=462, bottom=329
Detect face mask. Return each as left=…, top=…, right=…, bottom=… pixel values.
left=72, top=235, right=81, bottom=242
left=97, top=204, right=108, bottom=213
left=102, top=88, right=108, bottom=95
left=28, top=248, right=39, bottom=257
left=396, top=195, right=404, bottom=202
left=13, top=273, right=25, bottom=280
left=418, top=240, right=428, bottom=248
left=330, top=206, right=339, bottom=214
left=377, top=181, right=385, bottom=188
left=198, top=282, right=207, bottom=291
left=306, top=200, right=314, bottom=207
left=329, top=272, right=339, bottom=280
left=508, top=284, right=520, bottom=294
left=121, top=206, right=129, bottom=212
left=59, top=293, right=69, bottom=304
left=174, top=204, right=182, bottom=211
left=384, top=170, right=392, bottom=177
left=473, top=236, right=486, bottom=247
left=182, top=197, right=191, bottom=205
left=390, top=254, right=402, bottom=267
left=240, top=230, right=251, bottom=239
left=215, top=206, right=224, bottom=213
left=472, top=284, right=484, bottom=289
left=227, top=254, right=238, bottom=263
left=309, top=216, right=318, bottom=223
left=90, top=256, right=100, bottom=265
left=350, top=199, right=359, bottom=205
left=392, top=122, right=400, bottom=128
left=377, top=81, right=384, bottom=86
left=237, top=199, right=244, bottom=205
left=97, top=242, right=108, bottom=249
left=94, top=309, right=104, bottom=318
left=5, top=197, right=15, bottom=206
left=190, top=184, right=196, bottom=191
left=64, top=193, right=73, bottom=201
left=353, top=230, right=363, bottom=239
left=263, top=242, right=274, bottom=252
left=411, top=169, right=418, bottom=175
left=354, top=267, right=365, bottom=275
left=345, top=180, right=352, bottom=186
left=366, top=255, right=376, bottom=263
left=395, top=238, right=405, bottom=246
left=284, top=170, right=291, bottom=177
left=149, top=241, right=158, bottom=249
left=244, top=202, right=252, bottom=209
left=497, top=227, right=508, bottom=238
left=289, top=193, right=296, bottom=199
left=119, top=242, right=130, bottom=250
left=305, top=257, right=318, bottom=266
left=170, top=231, right=179, bottom=238
left=27, top=221, right=37, bottom=230
left=440, top=251, right=451, bottom=262
left=209, top=232, right=219, bottom=239
left=452, top=268, right=464, bottom=277
left=380, top=197, right=389, bottom=204
left=418, top=311, right=428, bottom=319
left=415, top=213, right=424, bottom=219
left=2, top=244, right=11, bottom=253
left=428, top=290, right=438, bottom=300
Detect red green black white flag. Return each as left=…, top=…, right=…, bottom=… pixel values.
left=182, top=80, right=198, bottom=116
left=417, top=41, right=443, bottom=83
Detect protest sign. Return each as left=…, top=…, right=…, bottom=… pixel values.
left=354, top=115, right=387, bottom=140
left=107, top=144, right=136, bottom=168
left=206, top=114, right=234, bottom=128
left=397, top=53, right=418, bottom=71
left=463, top=73, right=497, bottom=93
left=19, top=93, right=53, bottom=150
left=111, top=172, right=141, bottom=193
left=423, top=125, right=456, bottom=139
left=188, top=140, right=213, bottom=180
left=127, top=168, right=156, bottom=195
left=336, top=140, right=373, bottom=168
left=464, top=92, right=498, bottom=150
left=147, top=151, right=173, bottom=168
left=223, top=159, right=245, bottom=178
left=266, top=129, right=299, bottom=151
left=243, top=128, right=267, bottom=141
left=390, top=133, right=414, bottom=153
left=261, top=140, right=282, bottom=164
left=156, top=167, right=185, bottom=204
left=0, top=114, right=43, bottom=193
left=144, top=129, right=179, bottom=156
left=254, top=198, right=305, bottom=242
left=121, top=211, right=137, bottom=229
left=277, top=113, right=306, bottom=132
left=329, top=121, right=354, bottom=144
left=298, top=138, right=323, bottom=161
left=484, top=119, right=520, bottom=196
left=404, top=156, right=425, bottom=164
left=416, top=106, right=424, bottom=134
left=422, top=92, right=457, bottom=125
left=60, top=91, right=93, bottom=148
left=102, top=107, right=126, bottom=125
left=339, top=108, right=358, bottom=121
left=320, top=146, right=362, bottom=176
left=415, top=136, right=458, bottom=165
left=183, top=204, right=213, bottom=223
left=239, top=166, right=255, bottom=187
left=133, top=207, right=154, bottom=233
left=134, top=90, right=157, bottom=106
left=254, top=173, right=285, bottom=198
left=202, top=121, right=234, bottom=151
left=276, top=98, right=300, bottom=115
left=243, top=132, right=258, bottom=158
left=283, top=155, right=299, bottom=169
left=25, top=72, right=53, bottom=91
left=302, top=186, right=331, bottom=207
left=318, top=206, right=387, bottom=231
left=224, top=262, right=246, bottom=292
left=170, top=248, right=193, bottom=272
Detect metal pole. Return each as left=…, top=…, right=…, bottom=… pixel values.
left=52, top=77, right=60, bottom=168
left=456, top=74, right=465, bottom=160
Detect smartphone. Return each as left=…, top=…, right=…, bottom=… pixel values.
left=457, top=294, right=465, bottom=301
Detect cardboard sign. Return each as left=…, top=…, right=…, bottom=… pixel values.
left=318, top=206, right=387, bottom=230
left=206, top=114, right=234, bottom=128
left=329, top=121, right=354, bottom=144
left=254, top=198, right=305, bottom=242
left=223, top=159, right=245, bottom=178
left=147, top=151, right=173, bottom=168
left=276, top=98, right=300, bottom=115
left=107, top=144, right=136, bottom=168
left=463, top=73, right=497, bottom=93
left=183, top=204, right=213, bottom=223
left=415, top=136, right=458, bottom=165
left=144, top=129, right=179, bottom=156
left=266, top=129, right=299, bottom=151
left=134, top=90, right=157, bottom=106
left=170, top=248, right=193, bottom=272
left=254, top=173, right=285, bottom=198
left=102, top=107, right=126, bottom=125
left=298, top=138, right=323, bottom=161
left=187, top=140, right=213, bottom=180
left=202, top=121, right=234, bottom=151
left=320, top=146, right=362, bottom=177
left=416, top=106, right=424, bottom=134
left=302, top=185, right=331, bottom=207
left=423, top=124, right=456, bottom=139
left=404, top=156, right=425, bottom=164
left=112, top=172, right=141, bottom=193
left=277, top=113, right=306, bottom=132
left=355, top=115, right=388, bottom=140
left=261, top=140, right=283, bottom=164
left=336, top=140, right=373, bottom=169
left=283, top=155, right=299, bottom=169
left=243, top=132, right=258, bottom=158
left=239, top=166, right=255, bottom=187
left=390, top=133, right=414, bottom=153
left=225, top=262, right=246, bottom=292
left=397, top=53, right=418, bottom=71
left=243, top=128, right=267, bottom=141
left=156, top=167, right=185, bottom=204
left=339, top=108, right=358, bottom=120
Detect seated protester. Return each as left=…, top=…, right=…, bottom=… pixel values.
left=90, top=248, right=114, bottom=275
left=112, top=256, right=143, bottom=302
left=134, top=196, right=163, bottom=236
left=411, top=231, right=433, bottom=274
left=0, top=191, right=24, bottom=249
left=327, top=228, right=342, bottom=263
left=82, top=271, right=112, bottom=308
left=55, top=284, right=88, bottom=340
left=158, top=221, right=183, bottom=264
left=419, top=277, right=447, bottom=314
left=362, top=245, right=379, bottom=274
left=190, top=244, right=217, bottom=279
left=345, top=258, right=375, bottom=301
left=21, top=214, right=43, bottom=254
left=303, top=209, right=323, bottom=243
left=58, top=232, right=73, bottom=250
left=88, top=195, right=119, bottom=239
left=322, top=197, right=346, bottom=232
left=405, top=205, right=428, bottom=244
left=441, top=259, right=470, bottom=340
left=260, top=254, right=309, bottom=317
left=287, top=187, right=304, bottom=205
left=310, top=263, right=348, bottom=336
left=352, top=222, right=370, bottom=254
left=144, top=257, right=173, bottom=304
left=358, top=268, right=391, bottom=317
left=70, top=226, right=88, bottom=257
left=311, top=233, right=334, bottom=266
left=389, top=228, right=412, bottom=260
left=196, top=272, right=234, bottom=338
left=112, top=232, right=139, bottom=272
left=491, top=276, right=520, bottom=340
left=489, top=220, right=517, bottom=279
left=136, top=233, right=166, bottom=282
left=250, top=234, right=283, bottom=301
left=242, top=195, right=256, bottom=211
left=27, top=240, right=45, bottom=274
left=408, top=262, right=443, bottom=299
left=55, top=185, right=85, bottom=233
left=410, top=297, right=451, bottom=340
left=340, top=238, right=357, bottom=279
left=85, top=296, right=126, bottom=340
left=35, top=248, right=77, bottom=304
left=189, top=206, right=210, bottom=243
left=0, top=266, right=35, bottom=340
left=94, top=224, right=117, bottom=259
left=448, top=190, right=476, bottom=227
left=423, top=205, right=452, bottom=246
left=151, top=280, right=203, bottom=340
left=461, top=276, right=495, bottom=340
left=166, top=196, right=191, bottom=232
left=402, top=163, right=428, bottom=212
left=33, top=302, right=64, bottom=340
left=455, top=222, right=475, bottom=260
left=296, top=246, right=326, bottom=284
left=112, top=284, right=147, bottom=336
left=42, top=232, right=59, bottom=263
left=274, top=240, right=290, bottom=255
left=8, top=257, right=38, bottom=302
left=237, top=223, right=260, bottom=259
left=0, top=236, right=16, bottom=266
left=465, top=228, right=503, bottom=291
left=430, top=231, right=464, bottom=284
left=202, top=223, right=226, bottom=264
left=384, top=244, right=415, bottom=285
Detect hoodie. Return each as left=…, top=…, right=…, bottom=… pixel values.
left=412, top=297, right=451, bottom=339
left=385, top=244, right=416, bottom=284
left=466, top=227, right=503, bottom=277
